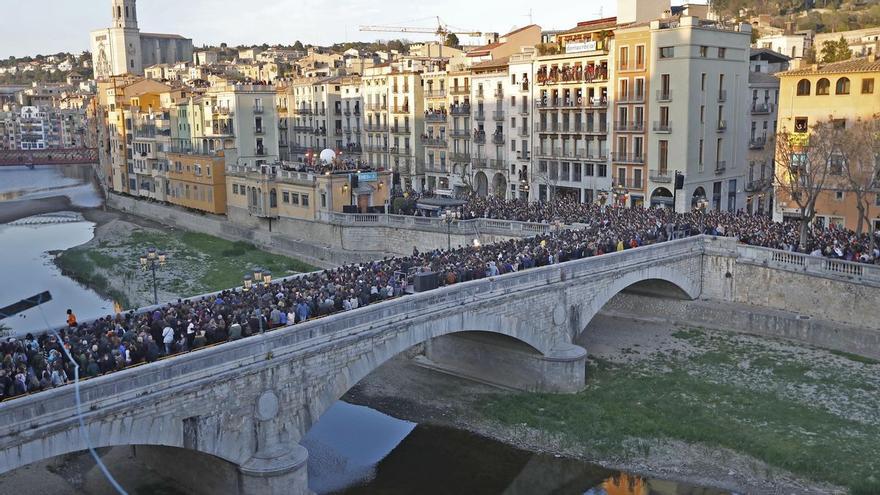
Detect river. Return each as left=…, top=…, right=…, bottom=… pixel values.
left=0, top=165, right=111, bottom=336
left=0, top=165, right=732, bottom=495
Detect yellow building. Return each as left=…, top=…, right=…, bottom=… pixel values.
left=226, top=166, right=392, bottom=225
left=774, top=58, right=880, bottom=231
left=165, top=149, right=229, bottom=214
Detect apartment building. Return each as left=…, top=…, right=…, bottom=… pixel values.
left=613, top=23, right=652, bottom=207
left=470, top=59, right=513, bottom=197
left=533, top=18, right=614, bottom=204
left=648, top=16, right=752, bottom=212
left=205, top=83, right=279, bottom=168
left=744, top=49, right=788, bottom=215
left=276, top=83, right=291, bottom=161
left=444, top=69, right=472, bottom=194
left=421, top=67, right=450, bottom=190
left=509, top=51, right=536, bottom=199
left=339, top=76, right=363, bottom=159
left=774, top=58, right=880, bottom=231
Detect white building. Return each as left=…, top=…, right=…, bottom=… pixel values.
left=90, top=0, right=193, bottom=79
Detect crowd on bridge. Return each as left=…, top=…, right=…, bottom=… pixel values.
left=2, top=195, right=878, bottom=400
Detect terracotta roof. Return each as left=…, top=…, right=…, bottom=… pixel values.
left=502, top=24, right=538, bottom=37
left=466, top=42, right=502, bottom=57
left=471, top=57, right=511, bottom=70
left=779, top=57, right=880, bottom=77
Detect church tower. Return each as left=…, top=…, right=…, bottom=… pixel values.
left=112, top=0, right=139, bottom=29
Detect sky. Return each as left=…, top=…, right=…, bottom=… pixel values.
left=0, top=0, right=619, bottom=59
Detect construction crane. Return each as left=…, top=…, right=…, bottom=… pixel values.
left=359, top=17, right=482, bottom=60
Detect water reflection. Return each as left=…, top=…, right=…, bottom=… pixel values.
left=0, top=165, right=101, bottom=207
left=0, top=221, right=112, bottom=336
left=306, top=402, right=730, bottom=495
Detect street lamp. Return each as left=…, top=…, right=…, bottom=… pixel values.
left=440, top=209, right=460, bottom=251
left=139, top=247, right=167, bottom=305
left=242, top=274, right=253, bottom=292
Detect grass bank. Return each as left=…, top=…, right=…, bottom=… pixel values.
left=56, top=222, right=316, bottom=308
left=480, top=328, right=880, bottom=494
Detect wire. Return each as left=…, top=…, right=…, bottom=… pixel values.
left=36, top=301, right=128, bottom=495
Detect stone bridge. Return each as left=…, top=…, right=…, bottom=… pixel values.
left=1, top=236, right=877, bottom=494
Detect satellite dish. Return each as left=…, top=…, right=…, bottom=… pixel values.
left=319, top=149, right=336, bottom=164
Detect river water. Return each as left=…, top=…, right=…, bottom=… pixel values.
left=0, top=165, right=111, bottom=335
left=0, top=165, right=732, bottom=494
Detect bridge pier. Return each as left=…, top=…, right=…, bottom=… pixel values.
left=421, top=333, right=587, bottom=393
left=238, top=443, right=311, bottom=495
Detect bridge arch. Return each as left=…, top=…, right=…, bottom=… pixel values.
left=302, top=308, right=573, bottom=435
left=573, top=264, right=700, bottom=339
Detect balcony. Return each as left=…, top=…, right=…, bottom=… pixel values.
left=649, top=170, right=672, bottom=183
left=254, top=126, right=265, bottom=135
left=488, top=159, right=505, bottom=170
left=611, top=152, right=644, bottom=164
left=494, top=88, right=504, bottom=99
left=256, top=147, right=266, bottom=157
left=745, top=177, right=771, bottom=192
left=295, top=108, right=312, bottom=116
left=586, top=97, right=608, bottom=108
left=516, top=151, right=531, bottom=161
left=717, top=90, right=727, bottom=102
left=391, top=125, right=411, bottom=134
left=292, top=125, right=312, bottom=132
left=253, top=106, right=264, bottom=114
left=715, top=161, right=727, bottom=174
left=426, top=89, right=446, bottom=98
left=474, top=110, right=486, bottom=121
left=521, top=81, right=530, bottom=92
left=425, top=112, right=447, bottom=123
left=518, top=127, right=530, bottom=137
left=717, top=120, right=727, bottom=132
left=313, top=128, right=327, bottom=136
left=492, top=110, right=505, bottom=121
left=364, top=123, right=388, bottom=132
left=616, top=93, right=645, bottom=104
left=334, top=108, right=343, bottom=116
left=389, top=147, right=411, bottom=156
left=450, top=129, right=470, bottom=140
left=653, top=121, right=672, bottom=133
left=614, top=121, right=645, bottom=132
left=366, top=144, right=388, bottom=153
left=578, top=152, right=608, bottom=161
left=584, top=124, right=608, bottom=134
left=215, top=107, right=234, bottom=116
left=656, top=90, right=672, bottom=102
left=473, top=131, right=486, bottom=144
left=421, top=136, right=447, bottom=148
left=318, top=109, right=327, bottom=116
left=449, top=86, right=470, bottom=95
left=391, top=105, right=410, bottom=115
left=450, top=104, right=471, bottom=116
left=450, top=152, right=471, bottom=163
left=472, top=158, right=487, bottom=168
left=492, top=133, right=505, bottom=145
left=613, top=178, right=644, bottom=190
left=751, top=102, right=773, bottom=115
left=749, top=136, right=766, bottom=149
left=519, top=106, right=529, bottom=115
left=276, top=105, right=288, bottom=113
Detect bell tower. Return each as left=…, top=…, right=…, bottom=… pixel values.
left=112, top=0, right=138, bottom=29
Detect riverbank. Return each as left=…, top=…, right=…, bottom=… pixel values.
left=345, top=313, right=878, bottom=494
left=55, top=209, right=316, bottom=310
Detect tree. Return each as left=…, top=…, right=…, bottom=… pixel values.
left=839, top=117, right=880, bottom=243
left=444, top=33, right=460, bottom=48
left=293, top=40, right=304, bottom=51
left=773, top=120, right=840, bottom=251
left=821, top=37, right=852, bottom=64
left=535, top=43, right=560, bottom=56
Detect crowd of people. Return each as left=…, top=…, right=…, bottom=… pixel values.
left=2, top=196, right=878, bottom=401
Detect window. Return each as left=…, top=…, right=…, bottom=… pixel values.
left=835, top=77, right=851, bottom=95
left=816, top=78, right=830, bottom=95
left=659, top=46, right=674, bottom=59
left=794, top=117, right=809, bottom=133
left=862, top=78, right=875, bottom=94
left=835, top=190, right=844, bottom=201
left=700, top=73, right=706, bottom=91
left=282, top=191, right=290, bottom=203
left=320, top=192, right=327, bottom=208
left=233, top=184, right=239, bottom=194
left=796, top=79, right=811, bottom=96
left=636, top=45, right=645, bottom=67
left=301, top=194, right=309, bottom=207
left=619, top=46, right=629, bottom=69
left=290, top=193, right=300, bottom=205
left=699, top=46, right=708, bottom=57
left=718, top=47, right=726, bottom=59
left=659, top=140, right=669, bottom=173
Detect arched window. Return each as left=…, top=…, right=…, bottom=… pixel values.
left=796, top=79, right=811, bottom=96
left=835, top=77, right=851, bottom=95
left=816, top=78, right=830, bottom=95
left=269, top=189, right=277, bottom=208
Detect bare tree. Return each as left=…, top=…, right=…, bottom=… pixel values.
left=839, top=116, right=880, bottom=247
left=773, top=119, right=841, bottom=250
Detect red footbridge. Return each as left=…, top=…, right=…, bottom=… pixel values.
left=0, top=148, right=99, bottom=167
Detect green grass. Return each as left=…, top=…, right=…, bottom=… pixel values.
left=829, top=350, right=880, bottom=366
left=58, top=228, right=316, bottom=305
left=480, top=332, right=880, bottom=494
